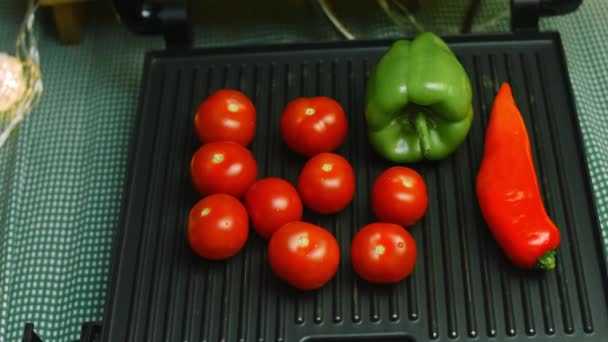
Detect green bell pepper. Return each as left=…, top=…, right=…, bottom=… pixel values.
left=365, top=32, right=473, bottom=163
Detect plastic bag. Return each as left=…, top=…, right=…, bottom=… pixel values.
left=0, top=0, right=43, bottom=147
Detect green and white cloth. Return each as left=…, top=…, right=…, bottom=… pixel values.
left=0, top=0, right=606, bottom=340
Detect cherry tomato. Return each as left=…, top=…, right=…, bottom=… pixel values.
left=297, top=153, right=355, bottom=214
left=187, top=194, right=249, bottom=260
left=350, top=223, right=417, bottom=283
left=245, top=178, right=303, bottom=239
left=268, top=221, right=340, bottom=290
left=280, top=96, right=348, bottom=157
left=372, top=166, right=428, bottom=227
left=194, top=89, right=256, bottom=146
left=190, top=141, right=257, bottom=198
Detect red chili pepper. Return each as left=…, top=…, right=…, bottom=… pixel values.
left=476, top=83, right=560, bottom=270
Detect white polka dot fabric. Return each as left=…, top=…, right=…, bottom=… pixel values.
left=542, top=0, right=608, bottom=258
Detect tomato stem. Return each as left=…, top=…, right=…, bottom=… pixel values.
left=298, top=236, right=310, bottom=248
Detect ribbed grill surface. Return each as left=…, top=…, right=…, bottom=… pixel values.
left=103, top=34, right=608, bottom=342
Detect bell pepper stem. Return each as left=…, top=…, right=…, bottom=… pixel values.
left=537, top=249, right=556, bottom=270
left=415, top=112, right=432, bottom=156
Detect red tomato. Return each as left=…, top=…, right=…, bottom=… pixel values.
left=187, top=194, right=249, bottom=260
left=372, top=166, right=428, bottom=227
left=350, top=223, right=417, bottom=283
left=280, top=97, right=348, bottom=157
left=245, top=178, right=303, bottom=239
left=268, top=221, right=340, bottom=290
left=194, top=89, right=256, bottom=146
left=297, top=153, right=355, bottom=214
left=190, top=141, right=257, bottom=198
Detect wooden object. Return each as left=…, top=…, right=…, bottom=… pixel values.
left=39, top=0, right=88, bottom=44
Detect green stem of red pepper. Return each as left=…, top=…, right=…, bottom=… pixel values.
left=538, top=250, right=557, bottom=270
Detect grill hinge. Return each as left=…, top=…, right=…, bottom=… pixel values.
left=511, top=0, right=582, bottom=32
left=113, top=0, right=192, bottom=48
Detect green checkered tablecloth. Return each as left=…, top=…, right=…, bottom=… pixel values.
left=0, top=0, right=607, bottom=340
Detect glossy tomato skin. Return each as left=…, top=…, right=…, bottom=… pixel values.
left=297, top=153, right=355, bottom=214
left=194, top=89, right=256, bottom=146
left=187, top=194, right=249, bottom=260
left=268, top=222, right=340, bottom=290
left=280, top=97, right=348, bottom=157
left=245, top=178, right=303, bottom=239
left=372, top=166, right=428, bottom=227
left=351, top=223, right=417, bottom=283
left=190, top=141, right=258, bottom=198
